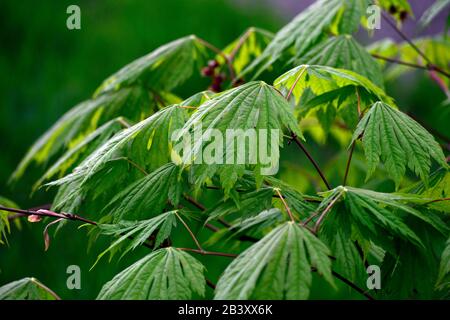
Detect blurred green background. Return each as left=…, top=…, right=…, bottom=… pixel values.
left=0, top=0, right=448, bottom=299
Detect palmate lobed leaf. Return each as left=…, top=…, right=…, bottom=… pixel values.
left=351, top=101, right=447, bottom=186
left=34, top=118, right=125, bottom=190
left=318, top=186, right=449, bottom=253
left=97, top=248, right=205, bottom=300
left=93, top=210, right=178, bottom=268
left=274, top=64, right=392, bottom=108
left=12, top=35, right=211, bottom=183
left=174, top=81, right=302, bottom=194
left=46, top=105, right=186, bottom=204
left=101, top=163, right=182, bottom=222
left=11, top=86, right=176, bottom=182
left=0, top=277, right=59, bottom=300
left=295, top=35, right=384, bottom=87
left=214, top=222, right=334, bottom=300
left=95, top=35, right=208, bottom=96
left=241, top=0, right=370, bottom=79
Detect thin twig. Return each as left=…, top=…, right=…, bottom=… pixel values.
left=229, top=28, right=253, bottom=61
left=206, top=278, right=216, bottom=290
left=424, top=197, right=450, bottom=205
left=381, top=11, right=431, bottom=65
left=195, top=36, right=236, bottom=82
left=177, top=247, right=238, bottom=258
left=0, top=206, right=98, bottom=226
left=332, top=271, right=375, bottom=300
left=183, top=194, right=206, bottom=211
left=175, top=212, right=204, bottom=252
left=291, top=134, right=331, bottom=190
left=274, top=188, right=295, bottom=222
left=380, top=11, right=450, bottom=79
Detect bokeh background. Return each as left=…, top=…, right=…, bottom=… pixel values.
left=0, top=0, right=448, bottom=299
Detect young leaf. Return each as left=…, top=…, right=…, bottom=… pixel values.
left=214, top=222, right=334, bottom=300
left=351, top=102, right=447, bottom=186
left=97, top=248, right=205, bottom=300
left=220, top=27, right=274, bottom=75
left=93, top=210, right=177, bottom=267
left=0, top=277, right=60, bottom=300
left=295, top=35, right=384, bottom=87
left=274, top=64, right=391, bottom=107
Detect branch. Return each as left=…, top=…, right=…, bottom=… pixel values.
left=274, top=188, right=296, bottom=222
left=177, top=247, right=238, bottom=258
left=332, top=271, right=374, bottom=300
left=175, top=211, right=204, bottom=251
left=380, top=11, right=450, bottom=79
left=0, top=206, right=97, bottom=226
left=291, top=134, right=332, bottom=190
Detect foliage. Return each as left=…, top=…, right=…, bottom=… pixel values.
left=1, top=0, right=449, bottom=300
left=0, top=277, right=59, bottom=300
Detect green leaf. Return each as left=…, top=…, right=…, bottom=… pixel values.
left=214, top=222, right=334, bottom=299
left=406, top=168, right=450, bottom=213
left=34, top=118, right=124, bottom=189
left=419, top=0, right=450, bottom=28
left=95, top=35, right=208, bottom=95
left=0, top=277, right=59, bottom=300
left=241, top=0, right=369, bottom=79
left=207, top=187, right=274, bottom=222
left=97, top=248, right=205, bottom=300
left=319, top=186, right=448, bottom=252
left=228, top=208, right=283, bottom=238
left=351, top=102, right=447, bottom=186
left=174, top=81, right=302, bottom=194
left=274, top=65, right=391, bottom=107
left=102, top=163, right=182, bottom=221
left=220, top=27, right=273, bottom=75
left=11, top=86, right=173, bottom=182
left=295, top=35, right=384, bottom=87
left=93, top=211, right=177, bottom=267
left=0, top=196, right=20, bottom=245
left=46, top=105, right=186, bottom=205
left=437, top=237, right=450, bottom=290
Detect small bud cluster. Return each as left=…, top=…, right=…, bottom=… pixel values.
left=201, top=60, right=226, bottom=92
